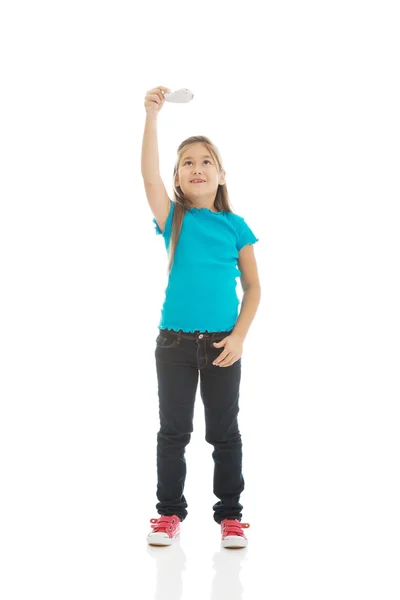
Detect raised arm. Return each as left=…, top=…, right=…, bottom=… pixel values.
left=141, top=87, right=171, bottom=233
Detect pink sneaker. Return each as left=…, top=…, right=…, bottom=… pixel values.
left=146, top=515, right=181, bottom=546
left=220, top=519, right=250, bottom=548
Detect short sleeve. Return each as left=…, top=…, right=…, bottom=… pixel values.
left=152, top=200, right=175, bottom=239
left=236, top=216, right=259, bottom=252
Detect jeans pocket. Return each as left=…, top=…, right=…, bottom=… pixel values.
left=156, top=331, right=178, bottom=349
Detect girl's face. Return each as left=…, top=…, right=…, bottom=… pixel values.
left=175, top=144, right=225, bottom=197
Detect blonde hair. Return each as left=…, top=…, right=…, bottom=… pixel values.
left=167, top=135, right=234, bottom=275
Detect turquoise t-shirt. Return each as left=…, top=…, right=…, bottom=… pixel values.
left=153, top=201, right=259, bottom=333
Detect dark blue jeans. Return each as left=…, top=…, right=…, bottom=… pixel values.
left=154, top=327, right=245, bottom=524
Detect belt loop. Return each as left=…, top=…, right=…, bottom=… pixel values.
left=177, top=329, right=182, bottom=344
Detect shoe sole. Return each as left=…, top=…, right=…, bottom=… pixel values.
left=146, top=530, right=180, bottom=546
left=222, top=536, right=248, bottom=549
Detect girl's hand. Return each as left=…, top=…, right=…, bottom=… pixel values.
left=212, top=333, right=243, bottom=367
left=144, top=86, right=171, bottom=116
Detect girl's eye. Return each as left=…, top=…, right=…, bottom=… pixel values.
left=184, top=160, right=211, bottom=166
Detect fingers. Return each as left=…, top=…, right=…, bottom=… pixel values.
left=148, top=91, right=163, bottom=103
left=148, top=86, right=171, bottom=101
left=213, top=351, right=230, bottom=366
left=155, top=86, right=171, bottom=94
left=213, top=353, right=238, bottom=367
left=148, top=93, right=162, bottom=105
left=216, top=359, right=238, bottom=367
left=145, top=87, right=171, bottom=114
left=146, top=93, right=166, bottom=114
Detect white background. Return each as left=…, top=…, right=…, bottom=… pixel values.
left=1, top=1, right=399, bottom=598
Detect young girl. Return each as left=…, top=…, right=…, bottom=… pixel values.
left=141, top=86, right=261, bottom=549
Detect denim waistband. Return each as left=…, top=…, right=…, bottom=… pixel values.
left=159, top=328, right=233, bottom=342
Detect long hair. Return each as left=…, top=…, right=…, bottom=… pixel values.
left=167, top=135, right=234, bottom=275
